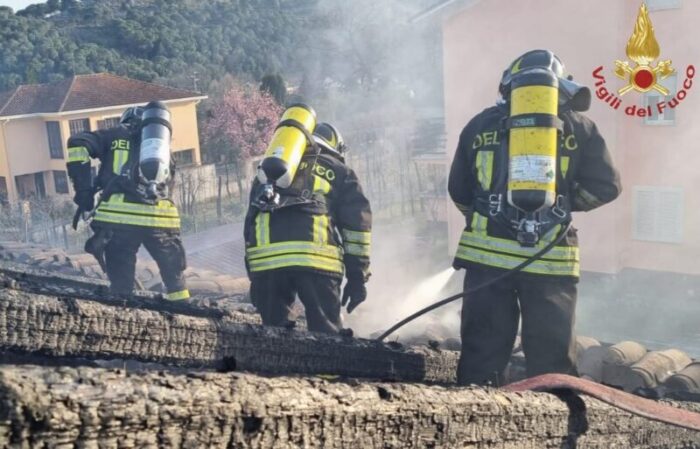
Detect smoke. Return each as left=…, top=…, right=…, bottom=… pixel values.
left=290, top=1, right=700, bottom=361
left=344, top=223, right=463, bottom=341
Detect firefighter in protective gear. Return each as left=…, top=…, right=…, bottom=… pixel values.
left=449, top=50, right=621, bottom=385
left=66, top=105, right=190, bottom=300
left=244, top=122, right=372, bottom=334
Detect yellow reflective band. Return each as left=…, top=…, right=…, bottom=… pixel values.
left=576, top=187, right=605, bottom=209
left=344, top=242, right=370, bottom=257
left=68, top=146, right=90, bottom=163
left=455, top=246, right=579, bottom=277
left=166, top=290, right=190, bottom=301
left=454, top=202, right=470, bottom=212
left=248, top=254, right=344, bottom=274
left=471, top=213, right=488, bottom=234
left=459, top=230, right=579, bottom=261
left=246, top=241, right=343, bottom=261
left=255, top=212, right=270, bottom=246
left=313, top=175, right=332, bottom=194
left=476, top=150, right=494, bottom=190
left=113, top=149, right=129, bottom=175
left=465, top=214, right=576, bottom=260
left=99, top=195, right=179, bottom=217
left=342, top=229, right=371, bottom=244
left=313, top=214, right=329, bottom=245
left=561, top=156, right=570, bottom=179
left=93, top=210, right=181, bottom=228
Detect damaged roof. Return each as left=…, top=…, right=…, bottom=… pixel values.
left=0, top=73, right=205, bottom=118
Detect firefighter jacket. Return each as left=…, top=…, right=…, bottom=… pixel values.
left=66, top=125, right=180, bottom=230
left=448, top=105, right=621, bottom=278
left=244, top=150, right=372, bottom=282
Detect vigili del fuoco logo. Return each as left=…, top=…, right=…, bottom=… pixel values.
left=592, top=2, right=695, bottom=118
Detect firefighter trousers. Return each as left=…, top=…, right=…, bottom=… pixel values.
left=457, top=266, right=578, bottom=386
left=98, top=226, right=188, bottom=299
left=250, top=270, right=342, bottom=334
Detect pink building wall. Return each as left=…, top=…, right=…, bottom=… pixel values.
left=443, top=0, right=699, bottom=275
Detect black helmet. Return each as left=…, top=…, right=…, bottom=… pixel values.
left=119, top=105, right=145, bottom=129
left=499, top=49, right=591, bottom=111
left=313, top=122, right=346, bottom=155
left=499, top=49, right=565, bottom=98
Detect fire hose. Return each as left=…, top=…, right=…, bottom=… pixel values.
left=374, top=223, right=700, bottom=432
left=506, top=374, right=700, bottom=432
left=375, top=222, right=573, bottom=342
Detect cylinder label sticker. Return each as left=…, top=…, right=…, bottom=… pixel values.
left=140, top=138, right=169, bottom=161
left=509, top=155, right=556, bottom=184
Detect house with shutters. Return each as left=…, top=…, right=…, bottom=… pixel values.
left=0, top=73, right=206, bottom=203
left=414, top=0, right=699, bottom=280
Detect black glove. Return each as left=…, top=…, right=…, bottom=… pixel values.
left=73, top=190, right=95, bottom=212
left=341, top=278, right=367, bottom=314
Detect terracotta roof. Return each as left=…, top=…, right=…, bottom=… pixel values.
left=0, top=73, right=204, bottom=118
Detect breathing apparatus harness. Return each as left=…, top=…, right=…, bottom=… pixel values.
left=253, top=106, right=341, bottom=214
left=376, top=50, right=592, bottom=342
left=253, top=121, right=327, bottom=213
left=472, top=103, right=573, bottom=247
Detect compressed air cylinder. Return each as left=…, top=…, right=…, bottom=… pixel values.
left=257, top=104, right=316, bottom=189
left=507, top=70, right=559, bottom=213
left=139, top=101, right=172, bottom=195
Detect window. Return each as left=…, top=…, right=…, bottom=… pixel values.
left=46, top=121, right=63, bottom=159
left=34, top=172, right=46, bottom=198
left=646, top=0, right=682, bottom=11
left=69, top=118, right=91, bottom=136
left=0, top=177, right=7, bottom=204
left=644, top=74, right=677, bottom=126
left=53, top=170, right=69, bottom=194
left=633, top=186, right=684, bottom=243
left=97, top=117, right=121, bottom=130
left=172, top=149, right=195, bottom=166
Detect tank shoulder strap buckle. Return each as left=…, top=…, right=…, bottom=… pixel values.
left=551, top=195, right=569, bottom=219
left=488, top=193, right=503, bottom=217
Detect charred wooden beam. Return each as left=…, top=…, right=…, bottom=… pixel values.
left=1, top=366, right=698, bottom=449
left=0, top=287, right=457, bottom=382
left=0, top=261, right=248, bottom=320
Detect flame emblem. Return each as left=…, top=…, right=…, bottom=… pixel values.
left=614, top=3, right=675, bottom=95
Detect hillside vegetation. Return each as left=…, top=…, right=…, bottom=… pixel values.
left=0, top=0, right=315, bottom=91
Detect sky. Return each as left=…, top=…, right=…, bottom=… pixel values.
left=0, top=0, right=36, bottom=10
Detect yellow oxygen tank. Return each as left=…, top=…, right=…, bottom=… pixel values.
left=257, top=103, right=316, bottom=190
left=507, top=70, right=559, bottom=213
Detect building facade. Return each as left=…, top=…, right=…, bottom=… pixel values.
left=418, top=0, right=698, bottom=276
left=0, top=73, right=206, bottom=204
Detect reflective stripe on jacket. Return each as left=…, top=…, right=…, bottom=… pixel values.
left=449, top=107, right=621, bottom=278
left=67, top=126, right=181, bottom=231
left=244, top=152, right=371, bottom=279
left=93, top=193, right=181, bottom=229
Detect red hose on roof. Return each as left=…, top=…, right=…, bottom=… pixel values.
left=504, top=374, right=700, bottom=432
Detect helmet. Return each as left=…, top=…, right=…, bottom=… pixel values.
left=499, top=50, right=565, bottom=98
left=499, top=49, right=591, bottom=111
left=119, top=106, right=145, bottom=129
left=313, top=122, right=346, bottom=155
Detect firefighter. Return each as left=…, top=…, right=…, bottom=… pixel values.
left=66, top=104, right=190, bottom=300
left=244, top=122, right=372, bottom=334
left=449, top=50, right=621, bottom=385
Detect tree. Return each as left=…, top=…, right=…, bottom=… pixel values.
left=202, top=80, right=283, bottom=200
left=260, top=73, right=287, bottom=105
